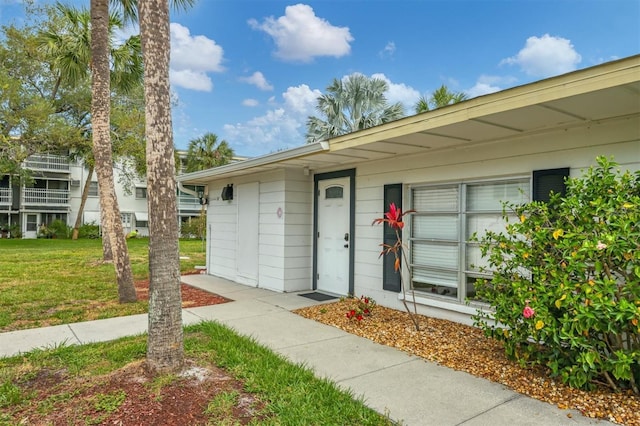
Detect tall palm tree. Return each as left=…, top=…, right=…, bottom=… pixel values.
left=414, top=84, right=468, bottom=113
left=38, top=3, right=143, bottom=103
left=306, top=73, right=405, bottom=143
left=138, top=0, right=189, bottom=373
left=88, top=0, right=193, bottom=373
left=40, top=2, right=143, bottom=267
left=90, top=0, right=137, bottom=302
left=185, top=132, right=234, bottom=172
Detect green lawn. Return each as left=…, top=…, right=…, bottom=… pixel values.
left=0, top=238, right=395, bottom=425
left=0, top=322, right=394, bottom=425
left=0, top=238, right=206, bottom=331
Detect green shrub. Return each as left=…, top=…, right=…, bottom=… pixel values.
left=473, top=156, right=639, bottom=394
left=180, top=214, right=206, bottom=239
left=78, top=222, right=100, bottom=239
left=8, top=224, right=21, bottom=239
left=48, top=219, right=71, bottom=239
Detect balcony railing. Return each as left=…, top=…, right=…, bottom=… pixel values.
left=23, top=188, right=69, bottom=205
left=0, top=187, right=10, bottom=205
left=178, top=194, right=202, bottom=211
left=23, top=154, right=70, bottom=172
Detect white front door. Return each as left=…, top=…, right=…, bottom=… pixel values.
left=236, top=182, right=259, bottom=286
left=316, top=177, right=350, bottom=295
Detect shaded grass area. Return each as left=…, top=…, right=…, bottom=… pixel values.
left=187, top=322, right=391, bottom=424
left=0, top=322, right=394, bottom=425
left=0, top=238, right=206, bottom=331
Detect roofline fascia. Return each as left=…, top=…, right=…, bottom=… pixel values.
left=177, top=141, right=329, bottom=182
left=328, top=55, right=640, bottom=151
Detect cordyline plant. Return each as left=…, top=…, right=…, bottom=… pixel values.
left=473, top=156, right=639, bottom=394
left=373, top=203, right=421, bottom=331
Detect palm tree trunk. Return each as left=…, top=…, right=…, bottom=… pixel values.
left=140, top=0, right=184, bottom=373
left=90, top=0, right=137, bottom=303
left=100, top=196, right=113, bottom=262
left=72, top=164, right=94, bottom=240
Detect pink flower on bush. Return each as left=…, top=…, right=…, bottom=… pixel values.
left=596, top=241, right=607, bottom=250
left=523, top=306, right=535, bottom=319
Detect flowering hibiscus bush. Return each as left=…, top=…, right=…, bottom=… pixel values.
left=473, top=157, right=639, bottom=394
left=345, top=295, right=377, bottom=321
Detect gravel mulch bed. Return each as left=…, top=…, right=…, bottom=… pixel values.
left=294, top=298, right=640, bottom=426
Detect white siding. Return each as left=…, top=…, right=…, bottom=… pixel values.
left=207, top=184, right=237, bottom=280
left=324, top=115, right=640, bottom=324
left=203, top=168, right=314, bottom=292
left=200, top=114, right=638, bottom=323
left=67, top=160, right=149, bottom=236
left=282, top=169, right=313, bottom=291
left=256, top=171, right=285, bottom=291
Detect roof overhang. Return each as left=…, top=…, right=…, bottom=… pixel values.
left=178, top=141, right=330, bottom=184
left=179, top=55, right=640, bottom=185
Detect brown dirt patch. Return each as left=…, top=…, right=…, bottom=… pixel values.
left=135, top=273, right=232, bottom=308
left=1, top=278, right=248, bottom=425
left=8, top=360, right=270, bottom=425
left=294, top=298, right=640, bottom=426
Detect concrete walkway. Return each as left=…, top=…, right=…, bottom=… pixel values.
left=0, top=274, right=611, bottom=425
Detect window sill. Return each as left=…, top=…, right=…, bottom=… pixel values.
left=398, top=292, right=491, bottom=316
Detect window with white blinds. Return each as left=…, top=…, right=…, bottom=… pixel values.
left=410, top=178, right=529, bottom=302
left=410, top=185, right=460, bottom=297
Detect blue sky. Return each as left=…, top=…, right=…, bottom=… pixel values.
left=2, top=0, right=639, bottom=157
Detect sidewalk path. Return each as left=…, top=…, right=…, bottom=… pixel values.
left=0, top=274, right=612, bottom=425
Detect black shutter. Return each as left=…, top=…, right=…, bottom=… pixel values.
left=383, top=184, right=402, bottom=292
left=533, top=168, right=570, bottom=202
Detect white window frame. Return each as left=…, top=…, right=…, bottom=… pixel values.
left=135, top=187, right=147, bottom=199
left=409, top=176, right=530, bottom=304
left=88, top=181, right=99, bottom=197
left=121, top=213, right=132, bottom=228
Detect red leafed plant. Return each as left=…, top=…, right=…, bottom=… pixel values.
left=373, top=202, right=421, bottom=331
left=346, top=295, right=377, bottom=321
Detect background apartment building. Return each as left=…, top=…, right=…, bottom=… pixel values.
left=0, top=153, right=205, bottom=238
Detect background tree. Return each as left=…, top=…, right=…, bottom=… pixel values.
left=0, top=11, right=83, bottom=176
left=414, top=84, right=468, bottom=113
left=69, top=85, right=146, bottom=240
left=184, top=132, right=234, bottom=172
left=306, top=73, right=405, bottom=143
left=40, top=2, right=143, bottom=261
left=90, top=0, right=137, bottom=302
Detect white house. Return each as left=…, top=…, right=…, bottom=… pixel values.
left=178, top=55, right=640, bottom=323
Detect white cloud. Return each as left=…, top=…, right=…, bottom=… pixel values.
left=170, top=69, right=213, bottom=91
left=223, top=84, right=321, bottom=156
left=371, top=73, right=420, bottom=112
left=466, top=82, right=501, bottom=98
left=239, top=71, right=274, bottom=91
left=501, top=34, right=582, bottom=77
left=243, top=99, right=259, bottom=107
left=282, top=84, right=322, bottom=116
left=379, top=41, right=396, bottom=58
left=113, top=24, right=139, bottom=46
left=223, top=108, right=303, bottom=155
left=466, top=75, right=516, bottom=98
left=222, top=74, right=421, bottom=157
left=248, top=4, right=353, bottom=62
left=170, top=23, right=225, bottom=91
